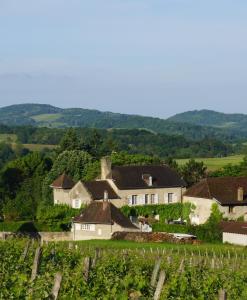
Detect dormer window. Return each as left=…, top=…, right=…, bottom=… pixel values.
left=142, top=173, right=153, bottom=186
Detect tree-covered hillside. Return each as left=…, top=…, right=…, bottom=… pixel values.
left=168, top=109, right=247, bottom=130
left=0, top=103, right=239, bottom=141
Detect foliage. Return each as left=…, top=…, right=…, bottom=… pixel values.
left=152, top=223, right=190, bottom=233
left=0, top=152, right=52, bottom=220
left=36, top=204, right=82, bottom=222
left=120, top=203, right=194, bottom=223
left=180, top=159, right=207, bottom=187
left=1, top=239, right=247, bottom=299
left=211, top=155, right=247, bottom=177
left=111, top=151, right=163, bottom=166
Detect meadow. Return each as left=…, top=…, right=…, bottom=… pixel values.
left=176, top=155, right=244, bottom=171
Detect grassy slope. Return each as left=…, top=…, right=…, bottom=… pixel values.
left=176, top=155, right=244, bottom=171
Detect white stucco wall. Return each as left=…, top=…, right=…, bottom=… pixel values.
left=72, top=222, right=138, bottom=240
left=183, top=196, right=216, bottom=224
left=223, top=232, right=247, bottom=246
left=183, top=195, right=247, bottom=224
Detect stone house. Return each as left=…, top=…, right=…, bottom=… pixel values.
left=221, top=221, right=247, bottom=246
left=51, top=157, right=186, bottom=208
left=183, top=177, right=247, bottom=224
left=72, top=201, right=139, bottom=240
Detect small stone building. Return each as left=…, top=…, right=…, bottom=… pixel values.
left=72, top=201, right=139, bottom=240
left=183, top=177, right=247, bottom=224
left=221, top=221, right=247, bottom=246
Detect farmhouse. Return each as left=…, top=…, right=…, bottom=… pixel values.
left=221, top=221, right=247, bottom=246
left=183, top=177, right=247, bottom=224
left=72, top=200, right=139, bottom=240
left=51, top=157, right=186, bottom=208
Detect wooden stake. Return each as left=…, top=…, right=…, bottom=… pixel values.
left=83, top=257, right=91, bottom=283
left=218, top=289, right=227, bottom=300
left=22, top=240, right=30, bottom=261
left=31, top=247, right=42, bottom=281
left=153, top=270, right=166, bottom=300
left=151, top=258, right=161, bottom=288
left=50, top=272, right=62, bottom=300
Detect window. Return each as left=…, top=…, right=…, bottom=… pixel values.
left=145, top=194, right=149, bottom=205
left=74, top=199, right=80, bottom=208
left=132, top=195, right=137, bottom=205
left=229, top=206, right=234, bottom=213
left=168, top=193, right=173, bottom=203
left=81, top=224, right=95, bottom=231
left=151, top=194, right=155, bottom=204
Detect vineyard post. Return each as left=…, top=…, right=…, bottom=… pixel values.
left=83, top=257, right=92, bottom=283
left=153, top=270, right=166, bottom=300
left=31, top=247, right=42, bottom=282
left=50, top=272, right=62, bottom=300
left=218, top=289, right=227, bottom=300
left=22, top=240, right=30, bottom=261
left=151, top=257, right=161, bottom=288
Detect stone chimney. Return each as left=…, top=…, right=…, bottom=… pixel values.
left=101, top=157, right=112, bottom=180
left=104, top=190, right=109, bottom=201
left=237, top=187, right=244, bottom=201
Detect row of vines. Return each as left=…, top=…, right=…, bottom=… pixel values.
left=1, top=239, right=247, bottom=299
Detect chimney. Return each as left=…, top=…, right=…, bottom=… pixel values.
left=149, top=176, right=153, bottom=187
left=238, top=187, right=244, bottom=201
left=101, top=157, right=112, bottom=180
left=104, top=190, right=109, bottom=201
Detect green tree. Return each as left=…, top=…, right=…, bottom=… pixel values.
left=42, top=150, right=94, bottom=204
left=180, top=159, right=207, bottom=187
left=58, top=128, right=82, bottom=153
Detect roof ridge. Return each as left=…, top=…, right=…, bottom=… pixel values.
left=205, top=178, right=212, bottom=199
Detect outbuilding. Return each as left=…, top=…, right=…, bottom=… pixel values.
left=72, top=201, right=139, bottom=240
left=221, top=221, right=247, bottom=246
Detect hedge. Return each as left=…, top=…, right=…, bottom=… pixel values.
left=0, top=221, right=71, bottom=232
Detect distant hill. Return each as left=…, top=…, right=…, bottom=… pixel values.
left=0, top=104, right=246, bottom=141
left=168, top=109, right=247, bottom=130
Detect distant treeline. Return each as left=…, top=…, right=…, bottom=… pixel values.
left=0, top=124, right=234, bottom=158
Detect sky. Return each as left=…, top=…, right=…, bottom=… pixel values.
left=0, top=0, right=247, bottom=118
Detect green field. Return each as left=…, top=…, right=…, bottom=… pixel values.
left=176, top=155, right=244, bottom=171
left=31, top=113, right=62, bottom=122
left=0, top=133, right=17, bottom=143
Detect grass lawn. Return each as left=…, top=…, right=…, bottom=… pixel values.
left=176, top=154, right=244, bottom=171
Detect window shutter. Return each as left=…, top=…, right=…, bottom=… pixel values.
left=155, top=194, right=159, bottom=204
left=128, top=196, right=132, bottom=206
left=164, top=193, right=168, bottom=203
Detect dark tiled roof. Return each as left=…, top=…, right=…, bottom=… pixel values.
left=50, top=173, right=75, bottom=189
left=111, top=165, right=186, bottom=190
left=84, top=180, right=120, bottom=200
left=73, top=201, right=137, bottom=229
left=220, top=221, right=247, bottom=235
left=184, top=176, right=247, bottom=206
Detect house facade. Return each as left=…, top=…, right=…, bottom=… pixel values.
left=72, top=201, right=139, bottom=240
left=51, top=157, right=186, bottom=208
left=183, top=177, right=247, bottom=224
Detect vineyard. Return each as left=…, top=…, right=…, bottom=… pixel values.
left=1, top=239, right=247, bottom=299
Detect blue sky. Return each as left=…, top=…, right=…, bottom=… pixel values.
left=0, top=0, right=247, bottom=118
